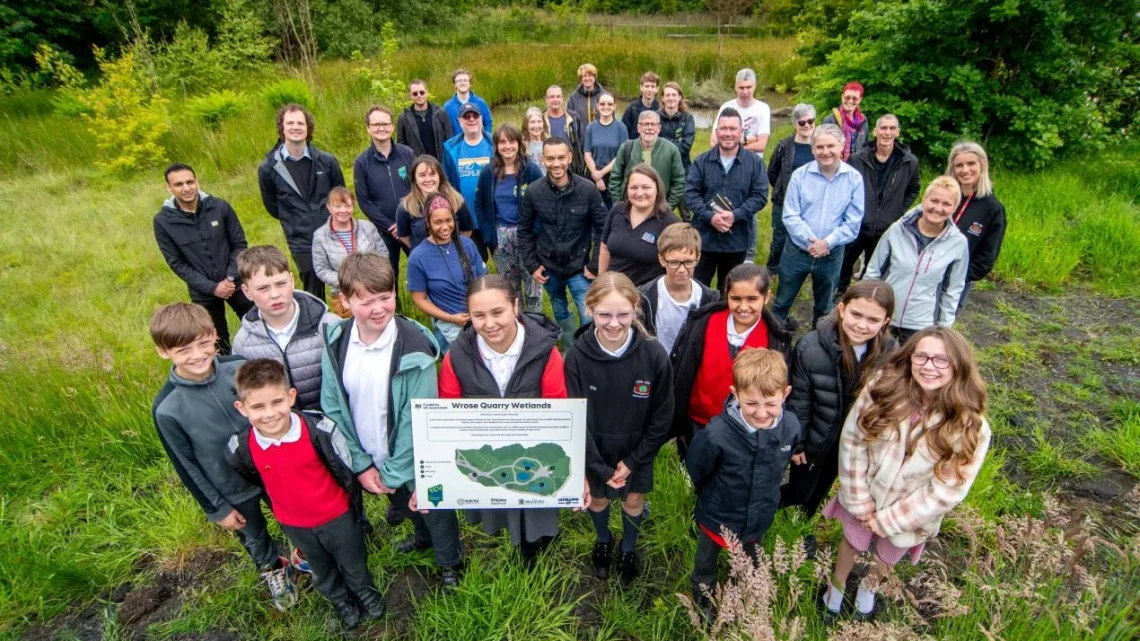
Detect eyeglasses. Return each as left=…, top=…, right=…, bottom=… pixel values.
left=664, top=259, right=697, bottom=270
left=410, top=90, right=426, bottom=96
left=796, top=119, right=815, bottom=126
left=911, top=353, right=952, bottom=369
left=368, top=122, right=393, bottom=129
left=461, top=113, right=481, bottom=120
left=593, top=311, right=634, bottom=324
left=639, top=122, right=660, bottom=128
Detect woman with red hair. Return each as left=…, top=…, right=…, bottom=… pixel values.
left=822, top=82, right=869, bottom=161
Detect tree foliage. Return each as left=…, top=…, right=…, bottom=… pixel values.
left=795, top=0, right=1140, bottom=166
left=80, top=47, right=170, bottom=174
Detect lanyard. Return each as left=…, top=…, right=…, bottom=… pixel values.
left=953, top=193, right=974, bottom=225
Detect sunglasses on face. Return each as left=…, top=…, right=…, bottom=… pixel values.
left=410, top=90, right=426, bottom=96
left=796, top=119, right=815, bottom=126
left=461, top=113, right=481, bottom=120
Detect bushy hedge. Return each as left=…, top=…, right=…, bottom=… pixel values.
left=795, top=0, right=1140, bottom=166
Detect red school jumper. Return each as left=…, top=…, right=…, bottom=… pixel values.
left=248, top=418, right=350, bottom=528
left=687, top=308, right=769, bottom=427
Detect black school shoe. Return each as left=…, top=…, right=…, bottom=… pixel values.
left=440, top=562, right=464, bottom=592
left=385, top=503, right=407, bottom=526
left=592, top=539, right=613, bottom=579
left=395, top=535, right=432, bottom=554
left=357, top=588, right=387, bottom=621
left=692, top=587, right=716, bottom=627
left=333, top=598, right=361, bottom=631
left=616, top=549, right=639, bottom=586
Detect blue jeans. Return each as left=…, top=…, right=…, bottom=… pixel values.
left=543, top=271, right=590, bottom=323
left=773, top=241, right=845, bottom=327
left=766, top=204, right=788, bottom=276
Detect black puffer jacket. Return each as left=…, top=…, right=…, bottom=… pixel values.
left=686, top=398, right=800, bottom=542
left=257, top=143, right=346, bottom=270
left=517, top=174, right=608, bottom=277
left=669, top=301, right=792, bottom=440
left=564, top=325, right=674, bottom=486
left=444, top=312, right=561, bottom=398
left=787, top=316, right=897, bottom=460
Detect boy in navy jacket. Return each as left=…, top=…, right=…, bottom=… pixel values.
left=685, top=348, right=800, bottom=618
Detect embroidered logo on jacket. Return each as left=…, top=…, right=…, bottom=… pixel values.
left=632, top=381, right=651, bottom=399
left=968, top=222, right=984, bottom=236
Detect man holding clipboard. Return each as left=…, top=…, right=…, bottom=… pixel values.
left=684, top=108, right=770, bottom=294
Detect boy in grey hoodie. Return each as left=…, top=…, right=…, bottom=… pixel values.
left=149, top=302, right=299, bottom=611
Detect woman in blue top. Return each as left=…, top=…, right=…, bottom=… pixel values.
left=584, top=93, right=629, bottom=211
left=407, top=192, right=488, bottom=353
left=475, top=124, right=545, bottom=314
left=395, top=155, right=476, bottom=251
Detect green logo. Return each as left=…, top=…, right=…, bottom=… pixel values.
left=427, top=484, right=444, bottom=507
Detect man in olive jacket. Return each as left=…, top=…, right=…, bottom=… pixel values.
left=257, top=103, right=345, bottom=301
left=608, top=110, right=686, bottom=209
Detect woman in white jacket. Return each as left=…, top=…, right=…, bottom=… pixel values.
left=819, top=326, right=990, bottom=622
left=863, top=176, right=969, bottom=343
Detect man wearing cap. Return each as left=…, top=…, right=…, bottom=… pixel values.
left=442, top=103, right=494, bottom=259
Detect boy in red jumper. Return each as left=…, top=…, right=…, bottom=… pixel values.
left=226, top=359, right=385, bottom=630
left=669, top=264, right=792, bottom=459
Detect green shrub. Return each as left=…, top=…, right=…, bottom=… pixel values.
left=185, top=90, right=249, bottom=127
left=79, top=48, right=170, bottom=174
left=155, top=22, right=231, bottom=97
left=312, top=0, right=383, bottom=58
left=795, top=0, right=1140, bottom=166
left=214, top=0, right=277, bottom=73
left=262, top=78, right=314, bottom=110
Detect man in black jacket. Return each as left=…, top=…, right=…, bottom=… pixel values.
left=154, top=163, right=253, bottom=354
left=258, top=103, right=345, bottom=301
left=838, top=114, right=920, bottom=295
left=518, top=136, right=608, bottom=348
left=395, top=80, right=453, bottom=161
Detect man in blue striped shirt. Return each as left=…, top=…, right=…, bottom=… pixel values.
left=772, top=124, right=865, bottom=328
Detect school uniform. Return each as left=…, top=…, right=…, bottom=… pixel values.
left=686, top=399, right=800, bottom=593
left=669, top=302, right=791, bottom=456
left=564, top=325, right=674, bottom=499
left=227, top=411, right=384, bottom=614
left=437, top=313, right=567, bottom=547
left=601, top=203, right=682, bottom=286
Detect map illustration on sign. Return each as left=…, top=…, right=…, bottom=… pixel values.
left=455, top=443, right=570, bottom=496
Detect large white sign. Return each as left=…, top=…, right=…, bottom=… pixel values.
left=411, top=398, right=587, bottom=510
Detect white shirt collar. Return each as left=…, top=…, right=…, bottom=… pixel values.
left=280, top=144, right=311, bottom=161
left=477, top=322, right=526, bottom=362
left=254, top=412, right=303, bottom=449
left=595, top=326, right=634, bottom=357
left=727, top=313, right=761, bottom=345
left=350, top=317, right=397, bottom=351
left=266, top=301, right=301, bottom=348
left=735, top=403, right=782, bottom=434
left=658, top=277, right=700, bottom=307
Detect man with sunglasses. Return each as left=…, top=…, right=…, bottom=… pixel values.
left=766, top=103, right=819, bottom=276
left=442, top=103, right=494, bottom=259
left=838, top=114, right=920, bottom=297
left=396, top=80, right=453, bottom=161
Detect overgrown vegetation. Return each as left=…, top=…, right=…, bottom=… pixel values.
left=795, top=0, right=1140, bottom=165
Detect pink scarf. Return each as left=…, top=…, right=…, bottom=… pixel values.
left=839, top=108, right=866, bottom=161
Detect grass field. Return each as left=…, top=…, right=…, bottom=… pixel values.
left=1, top=41, right=1139, bottom=640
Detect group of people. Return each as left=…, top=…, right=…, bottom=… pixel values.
left=149, top=64, right=1002, bottom=630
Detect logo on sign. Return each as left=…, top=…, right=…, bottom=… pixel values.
left=427, top=484, right=444, bottom=507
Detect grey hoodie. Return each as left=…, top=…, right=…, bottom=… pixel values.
left=152, top=355, right=261, bottom=522
left=231, top=290, right=338, bottom=410
left=864, top=207, right=969, bottom=331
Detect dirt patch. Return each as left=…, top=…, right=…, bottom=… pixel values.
left=379, top=566, right=433, bottom=638
left=20, top=549, right=236, bottom=641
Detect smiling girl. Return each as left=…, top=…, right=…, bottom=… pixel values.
left=564, top=272, right=674, bottom=585
left=780, top=280, right=897, bottom=554
left=864, top=177, right=970, bottom=343
left=820, top=326, right=990, bottom=622
left=312, top=187, right=388, bottom=317
left=395, top=155, right=477, bottom=251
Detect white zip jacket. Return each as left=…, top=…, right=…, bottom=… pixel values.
left=864, top=207, right=969, bottom=331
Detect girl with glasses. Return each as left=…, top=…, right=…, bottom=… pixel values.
left=819, top=326, right=990, bottom=622
left=564, top=272, right=674, bottom=586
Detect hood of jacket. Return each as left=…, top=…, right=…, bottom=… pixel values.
left=239, top=290, right=330, bottom=340
left=575, top=83, right=601, bottom=98
left=161, top=191, right=212, bottom=215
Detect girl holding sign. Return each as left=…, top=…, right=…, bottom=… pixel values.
left=436, top=274, right=570, bottom=563
left=564, top=272, right=674, bottom=585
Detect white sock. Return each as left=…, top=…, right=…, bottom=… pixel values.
left=855, top=583, right=876, bottom=614
left=823, top=582, right=844, bottom=612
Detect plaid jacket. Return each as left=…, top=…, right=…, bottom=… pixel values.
left=837, top=390, right=991, bottom=548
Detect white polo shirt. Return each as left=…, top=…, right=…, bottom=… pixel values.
left=342, top=319, right=397, bottom=468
